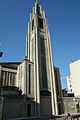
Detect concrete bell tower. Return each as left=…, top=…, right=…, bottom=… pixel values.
left=26, top=0, right=58, bottom=116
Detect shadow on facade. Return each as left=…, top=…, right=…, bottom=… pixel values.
left=39, top=36, right=48, bottom=90
left=0, top=86, right=51, bottom=120
left=0, top=95, right=53, bottom=120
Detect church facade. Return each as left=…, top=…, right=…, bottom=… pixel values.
left=0, top=0, right=63, bottom=118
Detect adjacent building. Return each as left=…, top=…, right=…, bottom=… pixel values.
left=54, top=67, right=63, bottom=114
left=64, top=59, right=80, bottom=115
left=67, top=60, right=80, bottom=97
left=66, top=75, right=73, bottom=94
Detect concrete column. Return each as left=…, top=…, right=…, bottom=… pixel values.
left=47, top=32, right=55, bottom=115
left=0, top=65, right=2, bottom=88
left=27, top=22, right=30, bottom=60
left=48, top=31, right=58, bottom=115
left=24, top=59, right=27, bottom=95
left=34, top=32, right=37, bottom=116
left=36, top=27, right=40, bottom=117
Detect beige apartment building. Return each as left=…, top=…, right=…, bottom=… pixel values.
left=67, top=60, right=80, bottom=97
left=66, top=75, right=73, bottom=94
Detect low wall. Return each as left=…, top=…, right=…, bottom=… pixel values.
left=7, top=114, right=80, bottom=120
left=8, top=116, right=51, bottom=120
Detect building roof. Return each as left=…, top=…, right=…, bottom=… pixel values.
left=0, top=62, right=21, bottom=69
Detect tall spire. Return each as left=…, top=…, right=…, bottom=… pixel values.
left=36, top=0, right=38, bottom=2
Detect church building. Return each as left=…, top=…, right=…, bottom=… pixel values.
left=0, top=0, right=63, bottom=118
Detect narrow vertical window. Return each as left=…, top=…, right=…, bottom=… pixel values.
left=58, top=103, right=62, bottom=115
left=27, top=104, right=31, bottom=117
left=29, top=65, right=31, bottom=94
left=32, top=19, right=34, bottom=31
left=37, top=4, right=40, bottom=15
left=10, top=73, right=13, bottom=86
left=10, top=72, right=13, bottom=86
left=13, top=73, right=16, bottom=86
left=38, top=18, right=43, bottom=29
left=5, top=72, right=7, bottom=86
left=7, top=72, right=10, bottom=86
left=1, top=71, right=6, bottom=86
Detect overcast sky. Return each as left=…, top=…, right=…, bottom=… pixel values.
left=0, top=0, right=80, bottom=88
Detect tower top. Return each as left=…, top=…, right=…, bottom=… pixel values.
left=36, top=0, right=38, bottom=2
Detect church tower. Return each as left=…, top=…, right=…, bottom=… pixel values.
left=26, top=0, right=58, bottom=116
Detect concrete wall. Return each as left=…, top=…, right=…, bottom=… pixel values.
left=40, top=96, right=51, bottom=116
left=3, top=97, right=27, bottom=120
left=1, top=95, right=36, bottom=120
left=63, top=97, right=77, bottom=114
left=0, top=97, right=3, bottom=120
